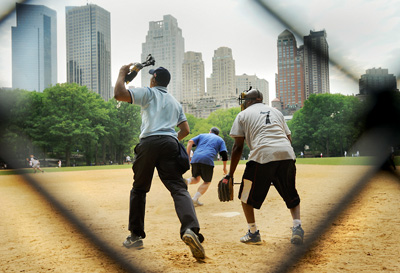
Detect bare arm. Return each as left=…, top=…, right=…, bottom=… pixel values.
left=228, top=137, right=245, bottom=177
left=177, top=121, right=190, bottom=141
left=287, top=134, right=292, bottom=143
left=114, top=63, right=133, bottom=103
left=186, top=139, right=194, bottom=161
left=222, top=160, right=227, bottom=175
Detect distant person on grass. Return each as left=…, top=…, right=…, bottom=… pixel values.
left=28, top=155, right=44, bottom=173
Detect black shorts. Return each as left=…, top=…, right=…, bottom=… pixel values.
left=191, top=163, right=214, bottom=182
left=238, top=160, right=300, bottom=209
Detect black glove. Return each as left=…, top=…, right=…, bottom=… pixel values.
left=218, top=175, right=234, bottom=202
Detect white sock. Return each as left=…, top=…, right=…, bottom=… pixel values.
left=248, top=223, right=257, bottom=233
left=193, top=192, right=202, bottom=201
left=293, top=219, right=301, bottom=227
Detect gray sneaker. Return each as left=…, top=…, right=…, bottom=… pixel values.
left=240, top=230, right=262, bottom=244
left=123, top=234, right=143, bottom=249
left=291, top=225, right=304, bottom=245
left=182, top=229, right=205, bottom=260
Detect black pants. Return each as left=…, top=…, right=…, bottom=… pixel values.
left=129, top=135, right=200, bottom=239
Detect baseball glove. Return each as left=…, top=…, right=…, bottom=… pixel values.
left=218, top=175, right=234, bottom=202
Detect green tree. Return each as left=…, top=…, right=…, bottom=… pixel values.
left=182, top=107, right=248, bottom=158
left=105, top=99, right=141, bottom=164
left=0, top=88, right=42, bottom=165
left=288, top=94, right=364, bottom=157
left=206, top=107, right=246, bottom=157
left=183, top=113, right=203, bottom=146
left=39, top=83, right=109, bottom=166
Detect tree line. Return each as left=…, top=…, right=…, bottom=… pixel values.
left=0, top=84, right=370, bottom=167
left=0, top=84, right=141, bottom=167
left=288, top=93, right=366, bottom=157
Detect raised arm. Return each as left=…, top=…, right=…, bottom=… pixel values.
left=114, top=63, right=133, bottom=103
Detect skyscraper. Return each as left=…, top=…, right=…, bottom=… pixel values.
left=66, top=4, right=111, bottom=100
left=12, top=3, right=57, bottom=92
left=141, top=15, right=185, bottom=101
left=275, top=29, right=304, bottom=110
left=303, top=30, right=330, bottom=98
left=209, top=47, right=236, bottom=102
left=359, top=68, right=398, bottom=95
left=182, top=51, right=205, bottom=104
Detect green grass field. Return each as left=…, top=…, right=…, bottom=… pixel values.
left=1, top=156, right=398, bottom=176
left=0, top=164, right=132, bottom=175
left=213, top=156, right=375, bottom=166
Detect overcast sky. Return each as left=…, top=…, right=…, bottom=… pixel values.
left=1, top=0, right=399, bottom=103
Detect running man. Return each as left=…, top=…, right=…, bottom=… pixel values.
left=29, top=155, right=44, bottom=173
left=186, top=127, right=228, bottom=206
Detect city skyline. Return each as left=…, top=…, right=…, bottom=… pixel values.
left=1, top=0, right=399, bottom=104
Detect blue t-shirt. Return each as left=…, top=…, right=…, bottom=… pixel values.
left=191, top=133, right=227, bottom=166
left=128, top=86, right=186, bottom=139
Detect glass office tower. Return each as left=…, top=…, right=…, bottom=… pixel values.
left=12, top=3, right=57, bottom=92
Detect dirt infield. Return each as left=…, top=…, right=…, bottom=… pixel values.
left=1, top=164, right=399, bottom=272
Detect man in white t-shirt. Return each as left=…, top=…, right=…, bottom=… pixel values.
left=225, top=88, right=304, bottom=245
left=29, top=155, right=44, bottom=173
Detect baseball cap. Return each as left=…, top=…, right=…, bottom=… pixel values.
left=210, top=127, right=220, bottom=135
left=149, top=67, right=171, bottom=87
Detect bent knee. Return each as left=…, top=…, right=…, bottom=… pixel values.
left=286, top=196, right=300, bottom=209
left=191, top=177, right=201, bottom=184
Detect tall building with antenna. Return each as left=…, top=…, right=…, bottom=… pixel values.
left=12, top=3, right=57, bottom=92
left=66, top=4, right=112, bottom=100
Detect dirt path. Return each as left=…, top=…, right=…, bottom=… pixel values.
left=1, top=164, right=399, bottom=272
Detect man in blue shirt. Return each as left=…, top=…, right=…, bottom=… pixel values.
left=186, top=127, right=228, bottom=206
left=114, top=64, right=205, bottom=260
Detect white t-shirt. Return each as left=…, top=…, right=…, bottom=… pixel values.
left=30, top=157, right=40, bottom=168
left=230, top=103, right=295, bottom=164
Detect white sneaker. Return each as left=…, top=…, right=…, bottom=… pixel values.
left=192, top=199, right=203, bottom=206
